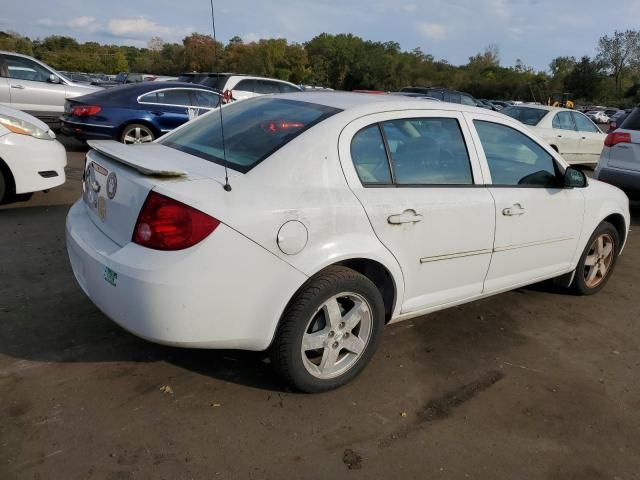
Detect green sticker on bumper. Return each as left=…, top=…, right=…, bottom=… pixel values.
left=104, top=266, right=118, bottom=286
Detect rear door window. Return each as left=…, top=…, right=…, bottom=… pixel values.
left=160, top=97, right=341, bottom=173
left=448, top=92, right=461, bottom=104
left=552, top=112, right=576, bottom=130
left=140, top=89, right=190, bottom=106
left=572, top=112, right=599, bottom=133
left=255, top=81, right=281, bottom=94
left=190, top=90, right=221, bottom=108
left=279, top=83, right=301, bottom=93
left=233, top=79, right=255, bottom=92
left=382, top=118, right=473, bottom=185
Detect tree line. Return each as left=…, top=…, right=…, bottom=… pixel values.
left=2, top=29, right=640, bottom=106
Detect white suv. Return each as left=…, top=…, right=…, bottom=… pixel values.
left=0, top=51, right=101, bottom=127
left=197, top=73, right=302, bottom=101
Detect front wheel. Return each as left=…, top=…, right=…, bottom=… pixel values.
left=570, top=221, right=620, bottom=295
left=271, top=266, right=385, bottom=393
left=120, top=124, right=155, bottom=144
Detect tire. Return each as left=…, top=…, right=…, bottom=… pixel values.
left=570, top=221, right=620, bottom=295
left=0, top=170, right=5, bottom=204
left=271, top=266, right=385, bottom=393
left=120, top=124, right=156, bottom=144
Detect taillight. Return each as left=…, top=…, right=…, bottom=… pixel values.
left=260, top=120, right=305, bottom=134
left=71, top=105, right=102, bottom=117
left=223, top=89, right=233, bottom=104
left=604, top=131, right=632, bottom=147
left=133, top=191, right=220, bottom=250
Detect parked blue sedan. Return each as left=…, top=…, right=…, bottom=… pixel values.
left=60, top=82, right=221, bottom=144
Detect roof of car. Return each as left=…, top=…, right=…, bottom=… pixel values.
left=276, top=91, right=492, bottom=115
left=71, top=81, right=220, bottom=103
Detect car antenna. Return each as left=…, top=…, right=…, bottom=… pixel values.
left=209, top=0, right=231, bottom=192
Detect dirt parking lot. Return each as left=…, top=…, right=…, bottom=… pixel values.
left=1, top=138, right=639, bottom=480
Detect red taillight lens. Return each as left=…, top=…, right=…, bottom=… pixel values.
left=604, top=131, right=632, bottom=147
left=260, top=120, right=305, bottom=134
left=223, top=89, right=233, bottom=104
left=133, top=191, right=220, bottom=250
left=71, top=105, right=102, bottom=117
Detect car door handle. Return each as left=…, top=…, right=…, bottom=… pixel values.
left=556, top=134, right=563, bottom=138
left=388, top=210, right=423, bottom=224
left=10, top=84, right=25, bottom=90
left=502, top=204, right=525, bottom=216
left=150, top=111, right=164, bottom=116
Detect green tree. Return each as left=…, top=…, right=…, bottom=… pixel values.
left=565, top=56, right=603, bottom=100
left=596, top=30, right=640, bottom=95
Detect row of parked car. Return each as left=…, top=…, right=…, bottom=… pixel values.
left=0, top=49, right=638, bottom=205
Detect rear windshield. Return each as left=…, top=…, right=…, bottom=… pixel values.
left=501, top=106, right=548, bottom=126
left=620, top=107, right=640, bottom=131
left=160, top=97, right=341, bottom=173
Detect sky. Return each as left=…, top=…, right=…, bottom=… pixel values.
left=1, top=0, right=639, bottom=72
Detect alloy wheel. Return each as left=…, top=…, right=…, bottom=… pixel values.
left=301, top=293, right=373, bottom=379
left=583, top=233, right=614, bottom=288
left=123, top=126, right=154, bottom=144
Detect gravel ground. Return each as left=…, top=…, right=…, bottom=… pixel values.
left=1, top=137, right=639, bottom=479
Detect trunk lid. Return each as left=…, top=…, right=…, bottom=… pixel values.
left=82, top=141, right=236, bottom=246
left=608, top=128, right=640, bottom=173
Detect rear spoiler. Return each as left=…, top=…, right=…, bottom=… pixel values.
left=87, top=140, right=187, bottom=177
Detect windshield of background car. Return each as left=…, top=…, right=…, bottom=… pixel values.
left=160, top=97, right=342, bottom=173
left=620, top=108, right=640, bottom=131
left=501, top=106, right=548, bottom=126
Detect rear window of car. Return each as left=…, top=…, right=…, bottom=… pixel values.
left=160, top=97, right=342, bottom=173
left=501, top=106, right=548, bottom=126
left=620, top=107, right=640, bottom=131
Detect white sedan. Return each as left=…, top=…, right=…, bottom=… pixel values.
left=501, top=105, right=605, bottom=165
left=0, top=105, right=66, bottom=203
left=66, top=93, right=629, bottom=392
left=586, top=110, right=610, bottom=124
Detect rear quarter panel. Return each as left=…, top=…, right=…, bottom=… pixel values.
left=157, top=117, right=406, bottom=316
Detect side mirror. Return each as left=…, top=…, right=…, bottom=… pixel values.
left=564, top=166, right=587, bottom=188
left=48, top=74, right=61, bottom=84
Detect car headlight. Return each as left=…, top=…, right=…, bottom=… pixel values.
left=0, top=114, right=56, bottom=140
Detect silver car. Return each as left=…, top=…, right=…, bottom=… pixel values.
left=595, top=107, right=640, bottom=199
left=0, top=51, right=101, bottom=128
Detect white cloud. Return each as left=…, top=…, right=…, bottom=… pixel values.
left=36, top=16, right=100, bottom=33
left=107, top=17, right=189, bottom=39
left=417, top=22, right=447, bottom=41
left=68, top=16, right=100, bottom=33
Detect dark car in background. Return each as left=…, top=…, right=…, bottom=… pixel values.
left=399, top=86, right=489, bottom=109
left=607, top=109, right=631, bottom=132
left=177, top=72, right=211, bottom=83
left=60, top=82, right=221, bottom=144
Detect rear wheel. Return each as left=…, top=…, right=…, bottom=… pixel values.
left=272, top=266, right=385, bottom=393
left=0, top=170, right=6, bottom=204
left=120, top=124, right=155, bottom=144
left=570, top=222, right=620, bottom=295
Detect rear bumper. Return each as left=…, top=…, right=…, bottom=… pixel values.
left=594, top=166, right=640, bottom=198
left=60, top=117, right=118, bottom=141
left=0, top=133, right=66, bottom=194
left=65, top=200, right=307, bottom=350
